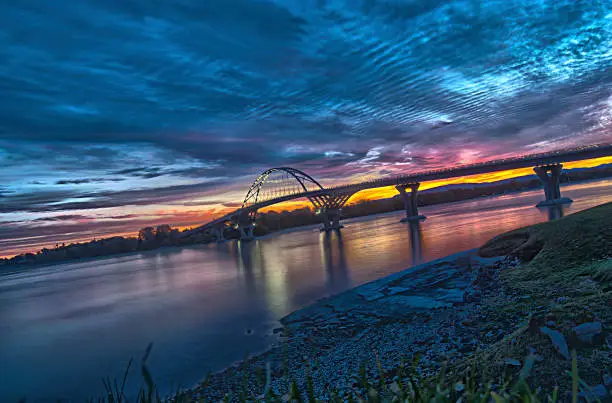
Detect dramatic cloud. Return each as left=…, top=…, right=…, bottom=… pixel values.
left=0, top=0, right=611, bottom=255
left=55, top=178, right=126, bottom=185
left=33, top=215, right=92, bottom=222
left=0, top=181, right=225, bottom=214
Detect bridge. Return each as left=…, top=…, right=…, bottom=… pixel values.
left=183, top=143, right=612, bottom=242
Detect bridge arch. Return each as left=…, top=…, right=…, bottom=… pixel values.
left=241, top=167, right=325, bottom=209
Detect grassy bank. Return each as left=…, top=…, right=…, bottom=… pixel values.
left=466, top=202, right=612, bottom=397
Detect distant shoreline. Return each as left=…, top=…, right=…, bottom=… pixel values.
left=0, top=243, right=204, bottom=276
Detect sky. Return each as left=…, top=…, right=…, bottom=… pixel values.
left=1, top=0, right=611, bottom=257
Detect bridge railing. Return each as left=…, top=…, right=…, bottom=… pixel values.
left=321, top=143, right=609, bottom=192
left=185, top=143, right=610, bottom=234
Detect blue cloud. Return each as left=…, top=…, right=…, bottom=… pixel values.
left=0, top=0, right=611, bottom=253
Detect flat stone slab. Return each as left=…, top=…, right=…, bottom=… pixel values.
left=383, top=295, right=452, bottom=309
left=282, top=250, right=504, bottom=327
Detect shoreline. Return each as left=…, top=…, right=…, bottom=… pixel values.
left=182, top=249, right=515, bottom=400
left=0, top=243, right=207, bottom=277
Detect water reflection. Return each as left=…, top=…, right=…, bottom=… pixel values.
left=234, top=241, right=263, bottom=298
left=545, top=205, right=566, bottom=221
left=407, top=222, right=424, bottom=265
left=320, top=231, right=350, bottom=290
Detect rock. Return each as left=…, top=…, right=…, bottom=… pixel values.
left=461, top=318, right=476, bottom=327
left=458, top=344, right=473, bottom=354
left=529, top=315, right=544, bottom=335
left=578, top=384, right=608, bottom=399
left=540, top=327, right=570, bottom=360
left=502, top=358, right=522, bottom=367
left=578, top=279, right=598, bottom=290
left=572, top=322, right=603, bottom=345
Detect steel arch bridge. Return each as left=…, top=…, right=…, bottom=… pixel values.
left=181, top=143, right=612, bottom=240
left=241, top=167, right=325, bottom=209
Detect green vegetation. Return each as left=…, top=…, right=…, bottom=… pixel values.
left=1, top=225, right=183, bottom=269
left=472, top=202, right=612, bottom=396
left=43, top=347, right=600, bottom=402
left=480, top=201, right=611, bottom=277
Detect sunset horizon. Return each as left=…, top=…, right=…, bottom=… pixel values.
left=3, top=153, right=610, bottom=259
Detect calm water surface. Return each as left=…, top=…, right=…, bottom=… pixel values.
left=1, top=179, right=611, bottom=401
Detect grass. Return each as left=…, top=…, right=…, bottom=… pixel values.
left=471, top=202, right=612, bottom=397
left=479, top=202, right=611, bottom=279
left=34, top=348, right=599, bottom=402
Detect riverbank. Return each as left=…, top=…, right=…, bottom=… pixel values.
left=180, top=202, right=612, bottom=401
left=183, top=251, right=515, bottom=401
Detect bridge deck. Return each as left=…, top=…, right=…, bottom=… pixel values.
left=184, top=143, right=611, bottom=235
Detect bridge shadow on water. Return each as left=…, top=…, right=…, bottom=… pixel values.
left=230, top=240, right=266, bottom=299
left=229, top=231, right=355, bottom=295
left=407, top=222, right=425, bottom=266
left=544, top=205, right=566, bottom=221
left=320, top=231, right=350, bottom=291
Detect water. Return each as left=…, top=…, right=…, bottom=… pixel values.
left=0, top=179, right=610, bottom=402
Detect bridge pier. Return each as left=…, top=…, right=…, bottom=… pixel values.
left=534, top=164, right=573, bottom=207
left=311, top=192, right=354, bottom=232
left=238, top=223, right=255, bottom=241
left=235, top=209, right=257, bottom=241
left=395, top=183, right=426, bottom=222
left=212, top=226, right=225, bottom=243
left=321, top=208, right=344, bottom=232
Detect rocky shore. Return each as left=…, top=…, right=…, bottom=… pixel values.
left=170, top=203, right=612, bottom=402
left=180, top=250, right=522, bottom=401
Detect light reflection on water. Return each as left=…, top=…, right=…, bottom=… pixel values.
left=0, top=179, right=610, bottom=402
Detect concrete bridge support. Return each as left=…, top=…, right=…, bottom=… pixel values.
left=534, top=164, right=573, bottom=207
left=238, top=224, right=255, bottom=241
left=212, top=226, right=225, bottom=243
left=395, top=183, right=426, bottom=222
left=235, top=209, right=257, bottom=241
left=321, top=208, right=343, bottom=232
left=310, top=191, right=354, bottom=232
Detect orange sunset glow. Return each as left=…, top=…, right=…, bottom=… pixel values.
left=260, top=156, right=612, bottom=213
